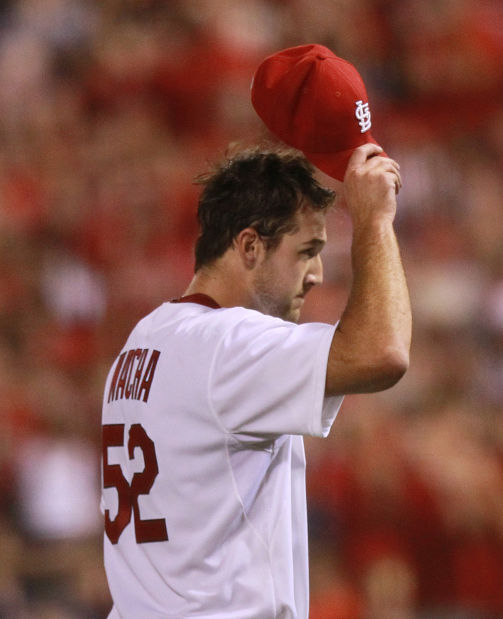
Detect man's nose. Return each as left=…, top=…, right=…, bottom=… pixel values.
left=305, top=255, right=323, bottom=287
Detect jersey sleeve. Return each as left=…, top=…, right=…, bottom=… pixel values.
left=208, top=311, right=343, bottom=437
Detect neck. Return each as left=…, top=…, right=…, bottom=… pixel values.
left=183, top=263, right=253, bottom=310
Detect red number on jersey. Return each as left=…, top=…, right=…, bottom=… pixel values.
left=102, top=423, right=169, bottom=544
left=102, top=424, right=131, bottom=543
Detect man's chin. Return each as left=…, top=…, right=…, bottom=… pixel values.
left=284, top=304, right=302, bottom=323
left=289, top=311, right=301, bottom=323
left=256, top=296, right=302, bottom=322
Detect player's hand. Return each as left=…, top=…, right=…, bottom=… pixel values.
left=342, top=144, right=402, bottom=229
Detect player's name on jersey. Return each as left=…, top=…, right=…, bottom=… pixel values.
left=108, top=348, right=161, bottom=404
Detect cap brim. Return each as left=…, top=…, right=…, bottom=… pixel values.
left=303, top=135, right=386, bottom=181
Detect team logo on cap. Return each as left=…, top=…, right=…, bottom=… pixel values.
left=355, top=100, right=371, bottom=133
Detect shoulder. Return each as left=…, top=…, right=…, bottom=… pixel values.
left=126, top=302, right=279, bottom=342
left=128, top=301, right=333, bottom=350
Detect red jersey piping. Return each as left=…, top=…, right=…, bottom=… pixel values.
left=170, top=294, right=221, bottom=309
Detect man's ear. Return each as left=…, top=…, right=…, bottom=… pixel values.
left=234, top=228, right=264, bottom=269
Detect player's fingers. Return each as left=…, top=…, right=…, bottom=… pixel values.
left=396, top=168, right=402, bottom=189
left=394, top=173, right=402, bottom=194
left=346, top=143, right=384, bottom=173
left=346, top=146, right=403, bottom=194
left=360, top=154, right=402, bottom=190
left=388, top=160, right=402, bottom=191
left=363, top=153, right=400, bottom=172
left=389, top=165, right=402, bottom=194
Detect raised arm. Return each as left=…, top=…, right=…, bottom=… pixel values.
left=325, top=144, right=412, bottom=396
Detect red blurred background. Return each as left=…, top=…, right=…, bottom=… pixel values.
left=1, top=1, right=503, bottom=617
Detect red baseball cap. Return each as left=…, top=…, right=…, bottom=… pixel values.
left=251, top=44, right=385, bottom=181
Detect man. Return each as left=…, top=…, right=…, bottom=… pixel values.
left=101, top=45, right=411, bottom=618
left=101, top=142, right=410, bottom=618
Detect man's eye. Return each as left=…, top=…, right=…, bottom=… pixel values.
left=301, top=249, right=316, bottom=258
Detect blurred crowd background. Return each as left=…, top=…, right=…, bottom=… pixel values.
left=0, top=0, right=502, bottom=617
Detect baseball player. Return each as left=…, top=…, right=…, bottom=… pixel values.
left=101, top=45, right=411, bottom=618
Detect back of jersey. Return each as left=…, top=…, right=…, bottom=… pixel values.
left=101, top=299, right=342, bottom=619
left=102, top=301, right=248, bottom=617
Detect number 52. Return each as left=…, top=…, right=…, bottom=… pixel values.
left=102, top=423, right=168, bottom=544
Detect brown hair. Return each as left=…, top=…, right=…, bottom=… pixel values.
left=194, top=146, right=335, bottom=271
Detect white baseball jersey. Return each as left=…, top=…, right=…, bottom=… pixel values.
left=101, top=295, right=343, bottom=618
